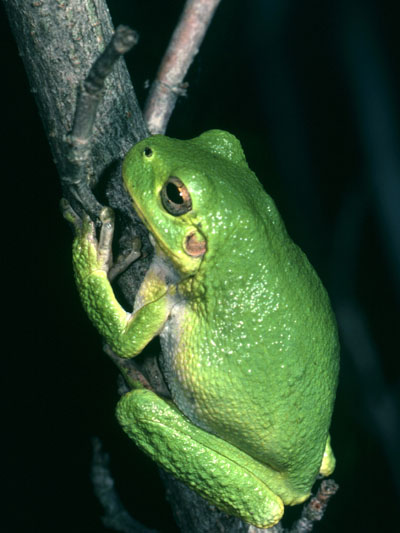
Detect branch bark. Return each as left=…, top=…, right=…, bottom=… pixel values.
left=3, top=0, right=148, bottom=184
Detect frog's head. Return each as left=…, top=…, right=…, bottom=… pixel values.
left=122, top=130, right=266, bottom=277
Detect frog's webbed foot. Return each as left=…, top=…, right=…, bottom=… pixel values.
left=62, top=198, right=141, bottom=282
left=61, top=198, right=115, bottom=279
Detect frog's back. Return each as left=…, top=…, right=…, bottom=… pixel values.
left=223, top=242, right=336, bottom=475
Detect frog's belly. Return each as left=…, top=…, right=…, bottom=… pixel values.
left=158, top=301, right=211, bottom=431
left=159, top=302, right=271, bottom=441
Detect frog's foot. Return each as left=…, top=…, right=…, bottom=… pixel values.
left=116, top=388, right=284, bottom=529
left=61, top=198, right=115, bottom=282
left=61, top=198, right=83, bottom=229
left=319, top=435, right=336, bottom=477
left=62, top=199, right=140, bottom=282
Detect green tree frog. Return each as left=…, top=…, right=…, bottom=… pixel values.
left=70, top=130, right=339, bottom=528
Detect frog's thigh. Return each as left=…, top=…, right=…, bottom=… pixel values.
left=116, top=389, right=284, bottom=528
left=320, top=435, right=336, bottom=476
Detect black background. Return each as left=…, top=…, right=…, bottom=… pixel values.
left=2, top=1, right=399, bottom=531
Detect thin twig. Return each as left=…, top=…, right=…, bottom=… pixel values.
left=144, top=0, right=222, bottom=135
left=71, top=26, right=139, bottom=144
left=289, top=479, right=339, bottom=533
left=65, top=25, right=139, bottom=220
left=91, top=437, right=157, bottom=533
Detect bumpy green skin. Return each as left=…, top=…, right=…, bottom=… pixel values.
left=72, top=130, right=339, bottom=528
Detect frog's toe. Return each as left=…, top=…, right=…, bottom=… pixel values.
left=319, top=435, right=336, bottom=476
left=61, top=198, right=96, bottom=242
left=99, top=206, right=114, bottom=226
left=61, top=198, right=82, bottom=231
left=91, top=208, right=114, bottom=269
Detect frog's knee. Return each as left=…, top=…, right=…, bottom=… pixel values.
left=319, top=435, right=336, bottom=476
left=116, top=388, right=154, bottom=423
left=116, top=388, right=175, bottom=445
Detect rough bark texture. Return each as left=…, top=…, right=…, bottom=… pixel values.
left=3, top=0, right=147, bottom=179
left=3, top=0, right=151, bottom=300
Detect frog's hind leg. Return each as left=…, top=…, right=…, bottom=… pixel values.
left=116, top=388, right=284, bottom=529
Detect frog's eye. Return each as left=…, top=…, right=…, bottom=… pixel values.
left=161, top=176, right=192, bottom=216
left=143, top=147, right=153, bottom=157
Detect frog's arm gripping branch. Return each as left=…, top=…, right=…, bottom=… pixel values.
left=66, top=204, right=170, bottom=360
left=64, top=26, right=139, bottom=221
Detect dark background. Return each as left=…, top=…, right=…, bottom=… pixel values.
left=2, top=0, right=399, bottom=531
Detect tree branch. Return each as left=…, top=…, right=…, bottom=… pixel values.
left=65, top=25, right=139, bottom=220
left=289, top=480, right=339, bottom=533
left=3, top=2, right=337, bottom=532
left=2, top=0, right=148, bottom=189
left=144, top=0, right=222, bottom=134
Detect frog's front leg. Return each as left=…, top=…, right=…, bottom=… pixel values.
left=116, top=388, right=284, bottom=529
left=64, top=202, right=170, bottom=358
